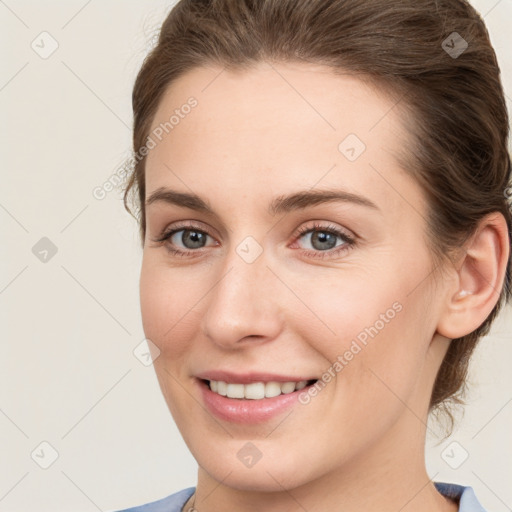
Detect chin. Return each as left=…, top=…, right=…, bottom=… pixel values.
left=209, top=464, right=306, bottom=492
left=192, top=440, right=324, bottom=493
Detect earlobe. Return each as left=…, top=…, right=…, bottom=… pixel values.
left=436, top=213, right=510, bottom=340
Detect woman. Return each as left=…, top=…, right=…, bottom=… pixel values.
left=116, top=0, right=511, bottom=510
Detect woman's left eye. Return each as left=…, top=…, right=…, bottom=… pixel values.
left=153, top=221, right=356, bottom=260
left=292, top=222, right=356, bottom=259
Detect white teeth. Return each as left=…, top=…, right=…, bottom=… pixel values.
left=226, top=383, right=245, bottom=399
left=244, top=382, right=265, bottom=399
left=281, top=382, right=296, bottom=394
left=265, top=381, right=282, bottom=398
left=217, top=381, right=227, bottom=396
left=208, top=379, right=312, bottom=399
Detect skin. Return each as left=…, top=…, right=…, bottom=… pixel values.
left=139, top=61, right=509, bottom=512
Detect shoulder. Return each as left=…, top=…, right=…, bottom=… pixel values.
left=111, top=487, right=196, bottom=512
left=435, top=482, right=488, bottom=512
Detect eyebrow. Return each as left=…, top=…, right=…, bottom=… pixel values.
left=145, top=187, right=380, bottom=216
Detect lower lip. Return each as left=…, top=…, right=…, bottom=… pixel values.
left=198, top=379, right=313, bottom=424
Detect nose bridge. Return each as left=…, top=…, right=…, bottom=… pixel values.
left=201, top=235, right=283, bottom=347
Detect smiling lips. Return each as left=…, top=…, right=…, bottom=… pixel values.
left=196, top=372, right=319, bottom=423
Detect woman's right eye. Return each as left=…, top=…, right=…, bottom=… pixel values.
left=154, top=225, right=217, bottom=257
left=166, top=228, right=211, bottom=249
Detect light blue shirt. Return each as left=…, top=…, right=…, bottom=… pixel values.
left=113, top=482, right=487, bottom=512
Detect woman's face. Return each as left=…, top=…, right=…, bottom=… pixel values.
left=140, top=62, right=451, bottom=491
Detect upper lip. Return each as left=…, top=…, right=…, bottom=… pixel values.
left=195, top=370, right=317, bottom=384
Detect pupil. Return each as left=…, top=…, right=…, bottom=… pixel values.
left=312, top=231, right=336, bottom=250
left=183, top=230, right=205, bottom=249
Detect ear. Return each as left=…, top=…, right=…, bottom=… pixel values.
left=436, top=212, right=510, bottom=339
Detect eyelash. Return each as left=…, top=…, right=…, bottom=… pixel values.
left=152, top=221, right=356, bottom=260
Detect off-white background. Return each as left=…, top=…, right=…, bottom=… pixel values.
left=1, top=1, right=511, bottom=511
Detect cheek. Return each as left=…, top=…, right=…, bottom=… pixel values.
left=139, top=258, right=203, bottom=418
left=294, top=253, right=436, bottom=394
left=139, top=258, right=202, bottom=357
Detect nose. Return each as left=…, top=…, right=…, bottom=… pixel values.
left=200, top=243, right=284, bottom=350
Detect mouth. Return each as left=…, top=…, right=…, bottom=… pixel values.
left=196, top=375, right=320, bottom=424
left=202, top=378, right=318, bottom=400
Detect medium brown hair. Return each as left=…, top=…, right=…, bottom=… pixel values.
left=123, top=0, right=512, bottom=427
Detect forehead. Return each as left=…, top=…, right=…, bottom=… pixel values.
left=148, top=60, right=407, bottom=148
left=144, top=61, right=421, bottom=217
